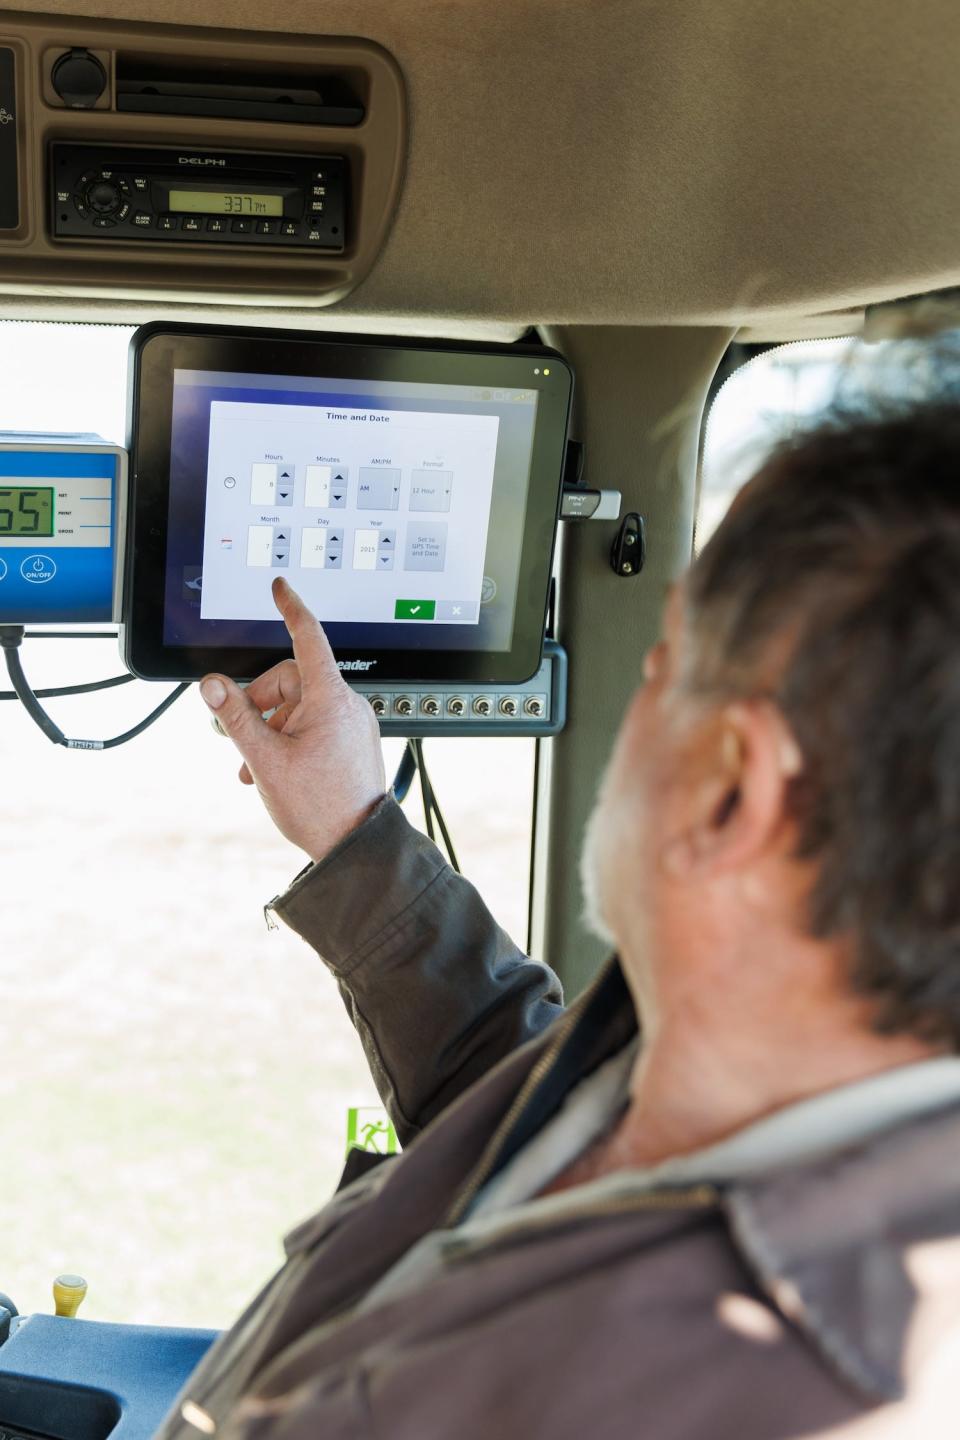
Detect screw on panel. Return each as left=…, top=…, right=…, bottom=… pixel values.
left=610, top=513, right=646, bottom=578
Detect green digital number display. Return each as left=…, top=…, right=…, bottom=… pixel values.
left=168, top=190, right=284, bottom=217
left=0, top=486, right=55, bottom=537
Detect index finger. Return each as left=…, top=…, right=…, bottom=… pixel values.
left=272, top=577, right=340, bottom=688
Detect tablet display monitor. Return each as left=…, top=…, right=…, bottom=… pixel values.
left=124, top=325, right=573, bottom=682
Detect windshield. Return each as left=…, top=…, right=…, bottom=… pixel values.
left=0, top=321, right=535, bottom=1327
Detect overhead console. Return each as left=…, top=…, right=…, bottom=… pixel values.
left=0, top=11, right=405, bottom=304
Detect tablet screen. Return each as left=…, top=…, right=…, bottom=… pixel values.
left=125, top=326, right=572, bottom=682
left=170, top=369, right=535, bottom=652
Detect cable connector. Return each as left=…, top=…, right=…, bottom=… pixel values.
left=1, top=625, right=188, bottom=749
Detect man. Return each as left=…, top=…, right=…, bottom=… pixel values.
left=179, top=397, right=960, bottom=1439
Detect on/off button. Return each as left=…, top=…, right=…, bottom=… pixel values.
left=21, top=554, right=57, bottom=584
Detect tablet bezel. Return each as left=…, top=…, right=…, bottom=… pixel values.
left=123, top=323, right=573, bottom=684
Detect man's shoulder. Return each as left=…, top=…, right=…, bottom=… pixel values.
left=726, top=1099, right=960, bottom=1405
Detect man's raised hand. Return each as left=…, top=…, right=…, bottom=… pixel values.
left=200, top=577, right=387, bottom=863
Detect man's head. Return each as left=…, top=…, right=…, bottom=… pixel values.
left=584, top=398, right=960, bottom=1055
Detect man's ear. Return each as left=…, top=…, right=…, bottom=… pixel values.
left=661, top=700, right=802, bottom=880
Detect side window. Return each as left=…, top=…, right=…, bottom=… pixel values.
left=698, top=338, right=857, bottom=549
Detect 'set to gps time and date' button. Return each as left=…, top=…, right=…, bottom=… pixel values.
left=21, top=554, right=57, bottom=584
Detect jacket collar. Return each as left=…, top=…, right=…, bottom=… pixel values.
left=443, top=955, right=637, bottom=1224
left=727, top=1100, right=960, bottom=1402
left=459, top=954, right=960, bottom=1402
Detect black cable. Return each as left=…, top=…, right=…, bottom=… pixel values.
left=0, top=673, right=135, bottom=701
left=413, top=738, right=460, bottom=873
left=389, top=735, right=460, bottom=872
left=94, top=683, right=189, bottom=750
left=413, top=739, right=437, bottom=842
left=0, top=625, right=188, bottom=749
left=1, top=636, right=65, bottom=744
left=429, top=793, right=461, bottom=875
left=527, top=736, right=541, bottom=955
left=392, top=743, right=417, bottom=803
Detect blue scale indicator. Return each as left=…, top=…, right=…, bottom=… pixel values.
left=0, top=441, right=125, bottom=624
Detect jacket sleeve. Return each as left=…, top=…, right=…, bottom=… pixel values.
left=267, top=794, right=565, bottom=1146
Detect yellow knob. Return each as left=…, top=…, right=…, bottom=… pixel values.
left=53, top=1274, right=88, bottom=1318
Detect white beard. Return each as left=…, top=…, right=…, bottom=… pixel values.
left=579, top=791, right=618, bottom=947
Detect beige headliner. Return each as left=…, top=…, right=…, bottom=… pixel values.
left=3, top=0, right=960, bottom=336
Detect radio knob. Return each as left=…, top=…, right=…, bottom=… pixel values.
left=86, top=179, right=122, bottom=214
left=51, top=49, right=107, bottom=109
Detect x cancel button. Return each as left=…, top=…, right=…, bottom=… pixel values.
left=21, top=554, right=57, bottom=584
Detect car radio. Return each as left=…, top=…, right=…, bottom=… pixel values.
left=51, top=144, right=346, bottom=249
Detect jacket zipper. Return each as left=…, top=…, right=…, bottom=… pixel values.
left=445, top=999, right=590, bottom=1226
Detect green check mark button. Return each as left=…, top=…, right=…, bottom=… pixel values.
left=395, top=599, right=436, bottom=621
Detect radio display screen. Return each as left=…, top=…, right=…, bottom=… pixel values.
left=168, top=190, right=285, bottom=217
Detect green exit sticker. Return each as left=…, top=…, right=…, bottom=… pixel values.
left=346, top=1106, right=400, bottom=1158
left=394, top=599, right=436, bottom=621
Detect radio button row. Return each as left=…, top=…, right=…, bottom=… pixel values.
left=131, top=212, right=153, bottom=228
left=281, top=221, right=300, bottom=237
left=182, top=217, right=202, bottom=232
left=207, top=217, right=227, bottom=233
left=157, top=214, right=178, bottom=231
left=231, top=218, right=253, bottom=234
left=256, top=219, right=280, bottom=235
